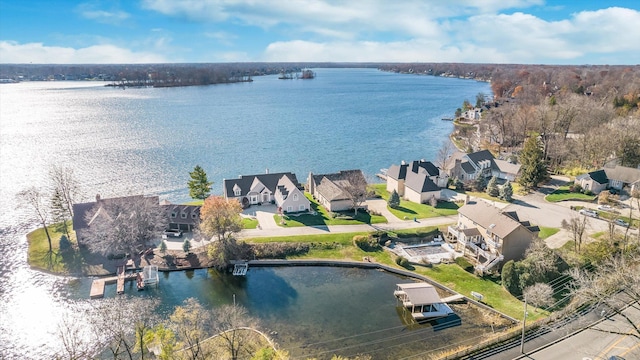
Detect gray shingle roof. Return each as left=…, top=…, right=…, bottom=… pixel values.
left=466, top=150, right=495, bottom=166
left=458, top=201, right=531, bottom=239
left=604, top=165, right=640, bottom=184
left=405, top=172, right=440, bottom=193
left=587, top=169, right=609, bottom=185
left=387, top=163, right=409, bottom=180
left=223, top=172, right=301, bottom=198
left=460, top=161, right=476, bottom=174
left=72, top=195, right=155, bottom=231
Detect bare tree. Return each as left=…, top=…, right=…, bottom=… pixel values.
left=435, top=140, right=455, bottom=173
left=561, top=214, right=588, bottom=253
left=17, top=187, right=53, bottom=252
left=56, top=309, right=94, bottom=360
left=83, top=196, right=167, bottom=256
left=523, top=283, right=554, bottom=311
left=212, top=304, right=256, bottom=360
left=337, top=170, right=368, bottom=215
left=49, top=165, right=81, bottom=219
left=170, top=298, right=213, bottom=360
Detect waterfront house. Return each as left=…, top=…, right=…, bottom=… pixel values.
left=447, top=201, right=539, bottom=273
left=223, top=171, right=310, bottom=213
left=160, top=201, right=200, bottom=232
left=307, top=170, right=368, bottom=212
left=451, top=150, right=520, bottom=182
left=72, top=194, right=160, bottom=246
left=386, top=160, right=445, bottom=203
left=576, top=165, right=640, bottom=194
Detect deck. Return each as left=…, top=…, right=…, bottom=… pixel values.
left=89, top=271, right=144, bottom=299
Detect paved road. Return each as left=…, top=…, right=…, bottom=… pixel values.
left=513, top=303, right=640, bottom=360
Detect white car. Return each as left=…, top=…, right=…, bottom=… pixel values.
left=597, top=204, right=613, bottom=211
left=579, top=209, right=599, bottom=218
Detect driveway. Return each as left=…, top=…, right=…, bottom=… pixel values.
left=365, top=198, right=403, bottom=223
left=242, top=204, right=279, bottom=230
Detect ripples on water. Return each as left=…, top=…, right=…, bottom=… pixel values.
left=0, top=69, right=491, bottom=358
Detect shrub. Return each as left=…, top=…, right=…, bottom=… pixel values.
left=251, top=242, right=310, bottom=258
left=388, top=189, right=400, bottom=208
left=454, top=256, right=474, bottom=273
left=59, top=235, right=72, bottom=252
left=501, top=260, right=521, bottom=296
left=569, top=183, right=582, bottom=193
left=584, top=190, right=594, bottom=196
left=395, top=256, right=410, bottom=268
left=354, top=235, right=381, bottom=252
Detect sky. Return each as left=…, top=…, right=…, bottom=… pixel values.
left=0, top=0, right=639, bottom=64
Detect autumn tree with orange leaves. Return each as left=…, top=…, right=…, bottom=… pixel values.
left=199, top=196, right=243, bottom=241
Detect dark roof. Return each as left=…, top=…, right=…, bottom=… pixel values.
left=72, top=195, right=154, bottom=231
left=387, top=163, right=409, bottom=180
left=460, top=161, right=476, bottom=174
left=405, top=172, right=440, bottom=193
left=163, top=204, right=200, bottom=226
left=412, top=160, right=439, bottom=177
left=223, top=172, right=300, bottom=198
left=603, top=165, right=640, bottom=184
left=466, top=150, right=495, bottom=166
left=587, top=169, right=609, bottom=185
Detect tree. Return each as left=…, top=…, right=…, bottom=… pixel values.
left=523, top=283, right=554, bottom=311
left=500, top=181, right=513, bottom=201
left=17, top=187, right=53, bottom=252
left=455, top=108, right=462, bottom=118
left=159, top=240, right=167, bottom=254
left=562, top=214, right=588, bottom=253
left=435, top=140, right=455, bottom=173
left=518, top=135, right=547, bottom=190
left=462, top=99, right=472, bottom=111
left=188, top=165, right=213, bottom=200
left=212, top=304, right=255, bottom=360
left=473, top=175, right=487, bottom=192
left=51, top=188, right=71, bottom=239
left=83, top=196, right=168, bottom=256
left=388, top=189, right=400, bottom=208
left=182, top=239, right=191, bottom=254
left=429, top=195, right=438, bottom=207
left=200, top=196, right=243, bottom=242
left=169, top=298, right=213, bottom=360
left=49, top=165, right=80, bottom=219
left=475, top=92, right=486, bottom=108
left=339, top=170, right=369, bottom=215
left=501, top=260, right=520, bottom=296
left=486, top=176, right=499, bottom=197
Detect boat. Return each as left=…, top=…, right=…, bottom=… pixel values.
left=278, top=71, right=294, bottom=80
left=441, top=117, right=454, bottom=121
left=394, top=283, right=454, bottom=320
left=136, top=272, right=145, bottom=291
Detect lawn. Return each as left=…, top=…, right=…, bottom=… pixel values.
left=275, top=193, right=387, bottom=227
left=545, top=186, right=597, bottom=202
left=184, top=199, right=204, bottom=206
left=538, top=227, right=560, bottom=239
left=242, top=217, right=259, bottom=229
left=371, top=184, right=459, bottom=219
left=27, top=223, right=83, bottom=274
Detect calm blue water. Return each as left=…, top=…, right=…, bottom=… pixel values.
left=0, top=68, right=492, bottom=359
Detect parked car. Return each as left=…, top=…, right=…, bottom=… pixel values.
left=597, top=204, right=613, bottom=211
left=614, top=219, right=629, bottom=228
left=579, top=209, right=599, bottom=218
left=163, top=229, right=183, bottom=238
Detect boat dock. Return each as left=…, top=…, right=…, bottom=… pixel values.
left=89, top=265, right=159, bottom=299
left=233, top=263, right=248, bottom=276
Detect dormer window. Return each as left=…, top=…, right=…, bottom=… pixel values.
left=191, top=213, right=197, bottom=219
left=293, top=193, right=298, bottom=201
left=233, top=184, right=242, bottom=197
left=181, top=213, right=187, bottom=219
left=171, top=212, right=176, bottom=218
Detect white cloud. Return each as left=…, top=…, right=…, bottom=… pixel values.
left=0, top=41, right=167, bottom=64
left=204, top=31, right=238, bottom=46
left=76, top=3, right=130, bottom=25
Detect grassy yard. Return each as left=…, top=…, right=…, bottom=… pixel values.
left=184, top=199, right=204, bottom=206
left=275, top=194, right=387, bottom=227
left=242, top=217, right=259, bottom=229
left=545, top=186, right=597, bottom=202
left=538, top=227, right=560, bottom=239
left=27, top=223, right=83, bottom=274
left=371, top=184, right=459, bottom=219
left=244, top=228, right=532, bottom=320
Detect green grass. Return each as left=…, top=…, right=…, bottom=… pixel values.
left=183, top=199, right=204, bottom=206
left=242, top=217, right=259, bottom=229
left=275, top=193, right=387, bottom=227
left=371, top=184, right=459, bottom=219
left=413, top=264, right=541, bottom=320
left=27, top=223, right=82, bottom=274
left=538, top=227, right=560, bottom=239
left=545, top=186, right=597, bottom=202
left=460, top=190, right=508, bottom=203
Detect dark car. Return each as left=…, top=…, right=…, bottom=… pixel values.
left=163, top=229, right=183, bottom=238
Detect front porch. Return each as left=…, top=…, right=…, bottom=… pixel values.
left=447, top=225, right=504, bottom=273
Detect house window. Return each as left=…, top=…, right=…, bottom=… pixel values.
left=191, top=213, right=197, bottom=219
left=293, top=193, right=298, bottom=201
left=181, top=213, right=187, bottom=219
left=299, top=205, right=306, bottom=211
left=171, top=212, right=176, bottom=218
left=250, top=195, right=258, bottom=204
left=234, top=188, right=241, bottom=196
left=287, top=206, right=293, bottom=212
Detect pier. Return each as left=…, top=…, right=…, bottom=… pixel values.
left=233, top=263, right=249, bottom=276
left=89, top=265, right=159, bottom=299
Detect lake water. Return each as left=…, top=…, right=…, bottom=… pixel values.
left=0, top=68, right=492, bottom=359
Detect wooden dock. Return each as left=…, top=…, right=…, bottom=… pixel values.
left=441, top=294, right=466, bottom=303
left=89, top=272, right=139, bottom=299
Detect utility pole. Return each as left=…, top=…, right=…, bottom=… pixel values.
left=520, top=294, right=528, bottom=354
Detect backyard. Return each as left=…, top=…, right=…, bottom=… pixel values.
left=371, top=184, right=459, bottom=219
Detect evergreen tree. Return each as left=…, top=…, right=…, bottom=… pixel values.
left=486, top=176, right=499, bottom=197
left=182, top=239, right=191, bottom=254
left=473, top=175, right=487, bottom=192
left=51, top=188, right=71, bottom=238
left=518, top=136, right=547, bottom=190
left=159, top=240, right=167, bottom=254
left=500, top=181, right=514, bottom=202
left=188, top=165, right=212, bottom=200
left=388, top=189, right=400, bottom=208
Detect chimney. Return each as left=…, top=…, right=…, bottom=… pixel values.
left=96, top=194, right=101, bottom=202
left=401, top=160, right=406, bottom=165
left=266, top=168, right=269, bottom=174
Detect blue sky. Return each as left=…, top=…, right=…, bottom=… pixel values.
left=1, top=0, right=639, bottom=64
